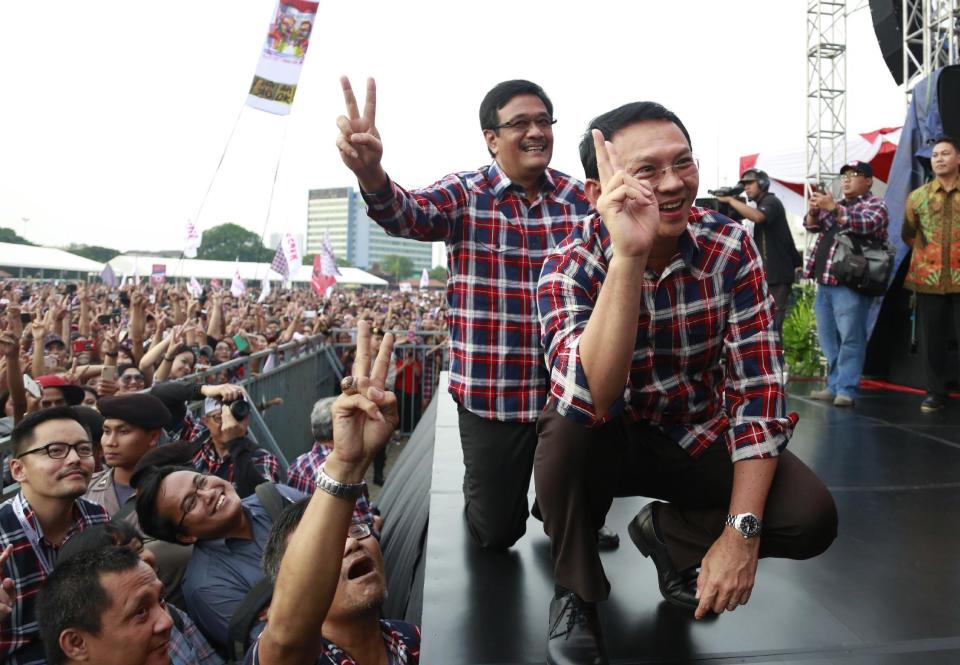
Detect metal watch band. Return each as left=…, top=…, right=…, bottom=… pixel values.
left=725, top=512, right=762, bottom=538
left=316, top=466, right=364, bottom=501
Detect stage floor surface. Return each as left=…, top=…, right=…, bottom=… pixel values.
left=417, top=380, right=960, bottom=664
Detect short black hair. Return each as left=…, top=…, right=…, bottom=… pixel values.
left=478, top=79, right=553, bottom=131
left=37, top=546, right=141, bottom=665
left=58, top=521, right=143, bottom=564
left=579, top=101, right=692, bottom=180
left=10, top=406, right=90, bottom=457
left=933, top=135, right=959, bottom=152
left=262, top=498, right=310, bottom=583
left=135, top=464, right=195, bottom=543
left=479, top=80, right=553, bottom=158
left=117, top=363, right=140, bottom=377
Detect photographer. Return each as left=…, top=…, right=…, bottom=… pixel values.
left=716, top=169, right=801, bottom=334
left=803, top=161, right=889, bottom=407
left=194, top=387, right=281, bottom=497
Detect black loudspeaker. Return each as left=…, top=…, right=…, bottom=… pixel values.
left=869, top=0, right=923, bottom=85
left=938, top=65, right=960, bottom=139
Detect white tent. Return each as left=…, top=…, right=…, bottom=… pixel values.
left=107, top=255, right=387, bottom=287
left=0, top=242, right=104, bottom=275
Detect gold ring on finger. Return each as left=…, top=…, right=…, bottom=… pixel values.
left=340, top=375, right=359, bottom=395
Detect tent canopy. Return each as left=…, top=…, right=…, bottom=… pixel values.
left=108, top=255, right=387, bottom=287
left=739, top=127, right=901, bottom=218
left=0, top=242, right=105, bottom=273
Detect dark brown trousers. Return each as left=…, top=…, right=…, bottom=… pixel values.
left=534, top=408, right=838, bottom=602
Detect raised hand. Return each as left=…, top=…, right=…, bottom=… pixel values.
left=331, top=321, right=398, bottom=470
left=592, top=129, right=661, bottom=259
left=335, top=76, right=387, bottom=192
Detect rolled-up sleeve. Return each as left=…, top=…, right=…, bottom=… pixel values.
left=722, top=236, right=797, bottom=461
left=537, top=216, right=623, bottom=426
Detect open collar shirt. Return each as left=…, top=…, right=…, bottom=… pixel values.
left=245, top=619, right=420, bottom=665
left=362, top=161, right=592, bottom=422
left=537, top=208, right=795, bottom=462
left=0, top=493, right=109, bottom=665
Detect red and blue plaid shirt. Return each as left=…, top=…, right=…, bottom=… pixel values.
left=0, top=493, right=109, bottom=665
left=363, top=162, right=592, bottom=422
left=246, top=619, right=420, bottom=665
left=168, top=604, right=224, bottom=665
left=286, top=442, right=375, bottom=526
left=538, top=208, right=796, bottom=461
left=802, top=192, right=890, bottom=285
left=191, top=441, right=281, bottom=486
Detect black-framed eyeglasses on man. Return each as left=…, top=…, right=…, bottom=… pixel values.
left=17, top=441, right=95, bottom=459
left=176, top=473, right=207, bottom=535
left=491, top=116, right=557, bottom=133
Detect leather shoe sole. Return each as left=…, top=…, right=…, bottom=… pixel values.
left=628, top=502, right=698, bottom=611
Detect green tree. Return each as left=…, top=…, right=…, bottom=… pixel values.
left=66, top=244, right=120, bottom=262
left=428, top=266, right=448, bottom=282
left=380, top=255, right=416, bottom=282
left=0, top=227, right=34, bottom=245
left=196, top=223, right=273, bottom=262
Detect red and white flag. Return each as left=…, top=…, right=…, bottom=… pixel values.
left=419, top=268, right=429, bottom=290
left=188, top=277, right=203, bottom=298
left=311, top=232, right=340, bottom=296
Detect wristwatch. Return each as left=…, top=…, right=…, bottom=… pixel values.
left=316, top=466, right=365, bottom=501
left=725, top=512, right=762, bottom=539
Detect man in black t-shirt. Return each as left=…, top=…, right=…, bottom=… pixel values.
left=717, top=169, right=801, bottom=333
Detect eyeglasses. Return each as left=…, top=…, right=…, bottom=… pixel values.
left=491, top=115, right=557, bottom=133
left=176, top=474, right=207, bottom=534
left=120, top=374, right=145, bottom=384
left=840, top=172, right=865, bottom=180
left=348, top=521, right=373, bottom=541
left=18, top=441, right=95, bottom=459
left=629, top=156, right=699, bottom=183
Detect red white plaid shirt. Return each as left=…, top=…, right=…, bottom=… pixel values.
left=538, top=208, right=796, bottom=461
left=363, top=161, right=592, bottom=422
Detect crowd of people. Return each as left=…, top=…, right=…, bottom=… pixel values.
left=0, top=68, right=956, bottom=665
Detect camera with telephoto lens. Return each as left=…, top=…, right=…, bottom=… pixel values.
left=229, top=399, right=251, bottom=420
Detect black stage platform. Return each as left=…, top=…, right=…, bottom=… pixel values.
left=414, top=377, right=960, bottom=664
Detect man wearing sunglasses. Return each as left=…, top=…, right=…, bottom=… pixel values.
left=0, top=407, right=110, bottom=665
left=337, top=77, right=602, bottom=552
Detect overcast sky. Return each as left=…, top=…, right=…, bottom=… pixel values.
left=0, top=1, right=906, bottom=255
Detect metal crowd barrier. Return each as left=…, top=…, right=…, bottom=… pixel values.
left=328, top=328, right=450, bottom=436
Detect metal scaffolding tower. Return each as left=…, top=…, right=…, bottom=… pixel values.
left=806, top=0, right=847, bottom=196
left=902, top=0, right=960, bottom=98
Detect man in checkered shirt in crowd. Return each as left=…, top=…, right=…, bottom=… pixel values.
left=0, top=407, right=109, bottom=665
left=534, top=102, right=838, bottom=665
left=335, top=76, right=604, bottom=551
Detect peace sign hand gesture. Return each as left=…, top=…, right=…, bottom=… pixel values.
left=592, top=129, right=660, bottom=259
left=336, top=76, right=387, bottom=193
left=327, top=321, right=398, bottom=484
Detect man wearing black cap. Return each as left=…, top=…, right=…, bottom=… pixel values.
left=83, top=393, right=171, bottom=515
left=716, top=168, right=801, bottom=333
left=803, top=160, right=889, bottom=407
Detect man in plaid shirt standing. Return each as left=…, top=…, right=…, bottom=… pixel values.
left=535, top=103, right=837, bottom=665
left=804, top=160, right=889, bottom=408
left=336, top=77, right=596, bottom=550
left=0, top=407, right=109, bottom=665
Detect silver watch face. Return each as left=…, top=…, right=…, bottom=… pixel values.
left=738, top=514, right=761, bottom=537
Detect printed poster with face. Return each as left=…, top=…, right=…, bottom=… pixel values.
left=246, top=0, right=319, bottom=116
left=150, top=264, right=166, bottom=286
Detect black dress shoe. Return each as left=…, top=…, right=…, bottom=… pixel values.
left=597, top=525, right=620, bottom=551
left=547, top=592, right=608, bottom=665
left=628, top=502, right=699, bottom=611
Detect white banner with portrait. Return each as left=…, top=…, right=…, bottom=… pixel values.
left=246, top=0, right=319, bottom=116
